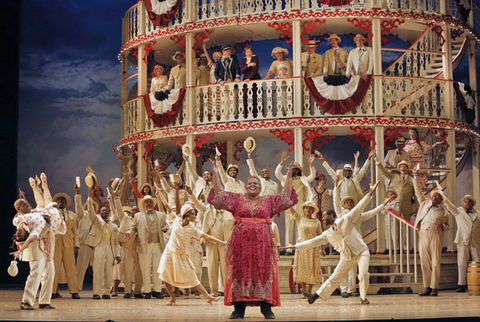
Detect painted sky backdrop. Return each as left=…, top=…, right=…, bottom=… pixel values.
left=17, top=0, right=477, bottom=218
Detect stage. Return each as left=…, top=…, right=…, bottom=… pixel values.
left=0, top=290, right=479, bottom=322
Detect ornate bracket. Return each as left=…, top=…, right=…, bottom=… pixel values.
left=268, top=22, right=293, bottom=44
left=170, top=34, right=186, bottom=54
left=347, top=126, right=376, bottom=156
left=302, top=127, right=335, bottom=152
left=300, top=20, right=327, bottom=43
left=130, top=48, right=138, bottom=59
left=234, top=140, right=244, bottom=161
left=380, top=19, right=405, bottom=45
left=193, top=30, right=214, bottom=54
left=347, top=18, right=373, bottom=42
left=144, top=41, right=156, bottom=65
left=270, top=129, right=294, bottom=152
left=455, top=131, right=468, bottom=145
left=451, top=28, right=464, bottom=41
left=170, top=136, right=186, bottom=147
left=384, top=127, right=408, bottom=150
left=310, top=33, right=332, bottom=44
left=235, top=40, right=254, bottom=53
left=194, top=133, right=215, bottom=157
left=426, top=23, right=445, bottom=46
left=143, top=140, right=157, bottom=162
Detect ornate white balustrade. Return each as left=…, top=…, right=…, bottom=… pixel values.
left=120, top=75, right=468, bottom=139
left=122, top=0, right=461, bottom=48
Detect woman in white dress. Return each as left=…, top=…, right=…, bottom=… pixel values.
left=158, top=202, right=224, bottom=305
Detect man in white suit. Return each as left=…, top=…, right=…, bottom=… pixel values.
left=283, top=181, right=384, bottom=305
left=346, top=34, right=373, bottom=79
left=167, top=51, right=186, bottom=89
left=443, top=194, right=480, bottom=292
left=75, top=188, right=94, bottom=291
left=125, top=194, right=167, bottom=299
left=184, top=154, right=213, bottom=202
left=85, top=194, right=121, bottom=299
left=247, top=151, right=278, bottom=197
left=276, top=152, right=316, bottom=252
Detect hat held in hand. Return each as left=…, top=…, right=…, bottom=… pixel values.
left=85, top=166, right=98, bottom=188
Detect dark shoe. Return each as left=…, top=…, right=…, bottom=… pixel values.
left=229, top=311, right=245, bottom=319
left=332, top=250, right=340, bottom=255
left=71, top=293, right=80, bottom=299
left=361, top=298, right=370, bottom=305
left=341, top=292, right=349, bottom=298
left=52, top=292, right=62, bottom=299
left=430, top=289, right=438, bottom=296
left=93, top=294, right=101, bottom=300
left=102, top=294, right=111, bottom=299
left=263, top=311, right=275, bottom=319
left=419, top=287, right=432, bottom=296
left=144, top=292, right=152, bottom=299
left=382, top=249, right=389, bottom=255
left=152, top=291, right=164, bottom=299
left=302, top=290, right=319, bottom=304
left=348, top=292, right=359, bottom=297
left=39, top=304, right=55, bottom=309
left=456, top=285, right=467, bottom=293
left=20, top=302, right=34, bottom=310
left=134, top=293, right=144, bottom=299
left=218, top=291, right=224, bottom=296
left=124, top=293, right=131, bottom=298
left=111, top=292, right=118, bottom=297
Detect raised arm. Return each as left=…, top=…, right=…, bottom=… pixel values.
left=209, top=158, right=224, bottom=195
left=275, top=152, right=289, bottom=183
left=215, top=154, right=229, bottom=185
left=356, top=152, right=373, bottom=181
left=184, top=154, right=200, bottom=183
left=186, top=185, right=207, bottom=214
left=344, top=181, right=380, bottom=224
left=305, top=154, right=316, bottom=183
left=317, top=151, right=336, bottom=180
left=87, top=189, right=97, bottom=223
left=154, top=182, right=172, bottom=214
left=412, top=165, right=426, bottom=204
left=246, top=151, right=259, bottom=177
left=442, top=193, right=460, bottom=217
left=283, top=161, right=295, bottom=198
left=74, top=184, right=84, bottom=220
left=374, top=154, right=394, bottom=180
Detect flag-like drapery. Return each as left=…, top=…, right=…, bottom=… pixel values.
left=304, top=75, right=373, bottom=115
left=144, top=0, right=182, bottom=27
left=144, top=88, right=186, bottom=127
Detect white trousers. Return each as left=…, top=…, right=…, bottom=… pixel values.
left=92, top=240, right=114, bottom=296
left=138, top=242, right=163, bottom=293
left=76, top=244, right=94, bottom=291
left=419, top=229, right=443, bottom=289
left=206, top=241, right=226, bottom=296
left=340, top=267, right=356, bottom=293
left=22, top=252, right=54, bottom=306
left=122, top=247, right=143, bottom=294
left=316, top=249, right=370, bottom=301
left=457, top=241, right=480, bottom=285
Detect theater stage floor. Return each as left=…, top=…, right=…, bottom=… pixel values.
left=0, top=290, right=479, bottom=321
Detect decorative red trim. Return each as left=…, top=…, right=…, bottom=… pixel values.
left=193, top=30, right=214, bottom=54
left=170, top=34, right=186, bottom=48
left=384, top=127, right=409, bottom=150
left=347, top=18, right=372, bottom=42
left=143, top=89, right=187, bottom=127
left=170, top=136, right=186, bottom=147
left=310, top=33, right=331, bottom=44
left=120, top=8, right=479, bottom=54
left=144, top=0, right=182, bottom=28
left=300, top=19, right=326, bottom=43
left=451, top=28, right=464, bottom=41
left=455, top=131, right=468, bottom=145
left=427, top=22, right=446, bottom=46
left=347, top=126, right=376, bottom=156
left=319, top=0, right=353, bottom=5
left=130, top=48, right=138, bottom=59
left=143, top=139, right=156, bottom=162
left=234, top=40, right=254, bottom=53
left=380, top=19, right=405, bottom=45
left=302, top=127, right=335, bottom=152
left=388, top=209, right=416, bottom=229
left=268, top=21, right=293, bottom=44
left=233, top=140, right=244, bottom=161
left=144, top=41, right=156, bottom=64
left=194, top=133, right=215, bottom=157
left=269, top=129, right=295, bottom=152
left=119, top=116, right=480, bottom=147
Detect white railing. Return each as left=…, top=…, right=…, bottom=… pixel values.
left=383, top=76, right=447, bottom=118
left=474, top=1, right=480, bottom=35
left=384, top=209, right=419, bottom=283
left=123, top=97, right=140, bottom=137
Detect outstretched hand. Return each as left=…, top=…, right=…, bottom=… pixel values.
left=368, top=180, right=381, bottom=196
left=280, top=152, right=289, bottom=165
left=383, top=194, right=396, bottom=206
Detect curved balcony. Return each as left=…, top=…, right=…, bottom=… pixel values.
left=121, top=0, right=478, bottom=53
left=119, top=75, right=478, bottom=146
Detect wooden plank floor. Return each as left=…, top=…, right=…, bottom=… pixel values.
left=0, top=290, right=479, bottom=321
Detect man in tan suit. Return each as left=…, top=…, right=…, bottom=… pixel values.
left=412, top=166, right=449, bottom=297
left=323, top=34, right=348, bottom=76
left=52, top=192, right=80, bottom=299
left=301, top=40, right=323, bottom=77
left=125, top=194, right=167, bottom=299
left=167, top=51, right=186, bottom=89
left=74, top=188, right=94, bottom=291
left=384, top=137, right=411, bottom=169
left=85, top=193, right=121, bottom=299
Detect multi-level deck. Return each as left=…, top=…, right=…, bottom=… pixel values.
left=118, top=0, right=480, bottom=292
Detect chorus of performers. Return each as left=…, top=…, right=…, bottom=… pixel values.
left=9, top=132, right=479, bottom=320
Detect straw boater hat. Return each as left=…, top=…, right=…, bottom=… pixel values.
left=226, top=164, right=239, bottom=173
left=460, top=194, right=476, bottom=206
left=182, top=144, right=192, bottom=157
left=271, top=47, right=288, bottom=58
left=343, top=164, right=353, bottom=171
left=292, top=162, right=303, bottom=173
left=139, top=195, right=157, bottom=211
left=181, top=202, right=196, bottom=217
left=85, top=166, right=98, bottom=188
left=341, top=196, right=357, bottom=206
left=172, top=51, right=184, bottom=61
left=153, top=65, right=164, bottom=73
left=52, top=193, right=72, bottom=208
left=109, top=177, right=122, bottom=191
left=396, top=137, right=406, bottom=144
left=199, top=54, right=207, bottom=59
left=397, top=160, right=411, bottom=171
left=353, top=34, right=366, bottom=42
left=300, top=201, right=319, bottom=215
left=243, top=136, right=256, bottom=153
left=328, top=34, right=341, bottom=43
left=385, top=189, right=398, bottom=199
left=306, top=40, right=317, bottom=48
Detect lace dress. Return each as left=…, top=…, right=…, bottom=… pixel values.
left=404, top=139, right=430, bottom=188
left=291, top=211, right=323, bottom=285
left=208, top=190, right=297, bottom=307
left=158, top=217, right=203, bottom=288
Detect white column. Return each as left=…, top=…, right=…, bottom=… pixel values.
left=120, top=56, right=128, bottom=140
left=138, top=1, right=146, bottom=35
left=294, top=128, right=304, bottom=169
left=292, top=20, right=302, bottom=117
left=375, top=128, right=385, bottom=253
left=445, top=129, right=457, bottom=251
left=473, top=137, right=480, bottom=210
left=185, top=33, right=195, bottom=125
left=226, top=140, right=235, bottom=167
left=469, top=39, right=479, bottom=128
left=137, top=44, right=148, bottom=185
left=186, top=134, right=195, bottom=185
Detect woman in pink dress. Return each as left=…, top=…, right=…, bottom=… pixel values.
left=403, top=128, right=443, bottom=189
left=208, top=159, right=297, bottom=319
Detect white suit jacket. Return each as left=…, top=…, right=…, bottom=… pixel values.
left=323, top=158, right=370, bottom=203
left=186, top=159, right=213, bottom=200
left=217, top=160, right=245, bottom=194
left=275, top=163, right=315, bottom=202
left=346, top=46, right=373, bottom=76
left=443, top=198, right=479, bottom=245
left=246, top=158, right=278, bottom=196
left=128, top=210, right=167, bottom=253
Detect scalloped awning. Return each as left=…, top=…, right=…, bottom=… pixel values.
left=145, top=0, right=183, bottom=27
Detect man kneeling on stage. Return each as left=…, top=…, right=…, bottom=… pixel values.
left=282, top=179, right=392, bottom=305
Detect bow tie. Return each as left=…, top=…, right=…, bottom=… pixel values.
left=223, top=57, right=231, bottom=63
left=146, top=210, right=154, bottom=215
left=358, top=48, right=367, bottom=52
left=431, top=205, right=439, bottom=210
left=466, top=210, right=473, bottom=214
left=396, top=152, right=402, bottom=155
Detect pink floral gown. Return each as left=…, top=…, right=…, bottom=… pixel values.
left=208, top=190, right=297, bottom=307
left=404, top=139, right=431, bottom=189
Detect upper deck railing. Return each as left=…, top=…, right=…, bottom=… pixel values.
left=121, top=0, right=470, bottom=51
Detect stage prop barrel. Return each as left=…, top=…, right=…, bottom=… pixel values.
left=467, top=261, right=480, bottom=296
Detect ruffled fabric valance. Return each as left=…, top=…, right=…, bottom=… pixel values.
left=144, top=88, right=186, bottom=127
left=144, top=0, right=182, bottom=27
left=304, top=75, right=373, bottom=115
